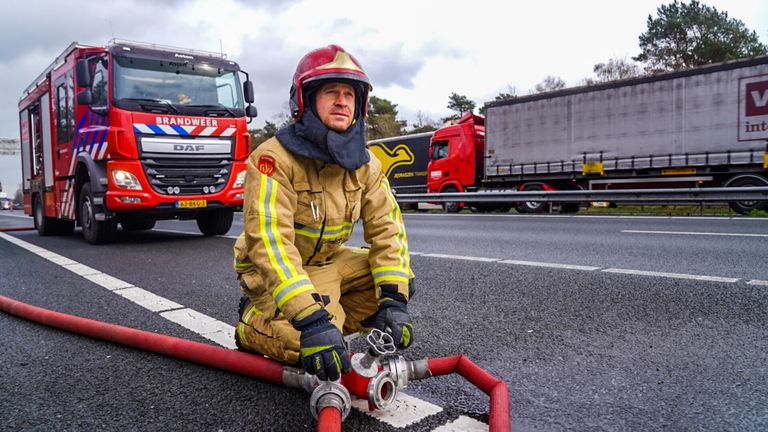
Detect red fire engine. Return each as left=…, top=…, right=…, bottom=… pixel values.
left=18, top=40, right=257, bottom=244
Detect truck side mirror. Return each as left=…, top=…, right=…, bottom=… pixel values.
left=243, top=80, right=255, bottom=104
left=76, top=59, right=91, bottom=88
left=77, top=90, right=93, bottom=105
left=245, top=105, right=258, bottom=118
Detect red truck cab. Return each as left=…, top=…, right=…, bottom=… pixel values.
left=427, top=113, right=485, bottom=195
left=18, top=40, right=257, bottom=243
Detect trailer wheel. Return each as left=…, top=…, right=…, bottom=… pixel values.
left=120, top=219, right=156, bottom=231
left=515, top=184, right=549, bottom=214
left=727, top=176, right=768, bottom=215
left=196, top=208, right=234, bottom=236
left=441, top=186, right=462, bottom=213
left=79, top=182, right=116, bottom=244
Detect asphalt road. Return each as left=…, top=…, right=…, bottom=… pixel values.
left=1, top=210, right=767, bottom=431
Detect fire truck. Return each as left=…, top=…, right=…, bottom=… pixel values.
left=18, top=40, right=257, bottom=243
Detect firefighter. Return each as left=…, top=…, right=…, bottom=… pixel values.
left=233, top=45, right=414, bottom=381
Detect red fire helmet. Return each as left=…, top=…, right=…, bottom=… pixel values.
left=289, top=44, right=371, bottom=121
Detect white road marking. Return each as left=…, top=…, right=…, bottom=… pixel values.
left=0, top=232, right=456, bottom=428
left=622, top=229, right=768, bottom=237
left=82, top=273, right=134, bottom=291
left=114, top=287, right=184, bottom=313
left=601, top=268, right=739, bottom=283
left=499, top=259, right=600, bottom=271
left=432, top=416, right=489, bottom=431
left=160, top=308, right=237, bottom=349
left=351, top=393, right=443, bottom=428
left=747, top=280, right=768, bottom=286
left=418, top=252, right=499, bottom=262
left=62, top=263, right=101, bottom=276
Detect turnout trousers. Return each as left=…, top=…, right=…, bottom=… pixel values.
left=235, top=247, right=379, bottom=364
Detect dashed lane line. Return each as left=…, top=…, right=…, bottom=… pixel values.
left=601, top=268, right=739, bottom=283
left=0, top=232, right=472, bottom=431
left=622, top=229, right=768, bottom=238
left=499, top=259, right=601, bottom=271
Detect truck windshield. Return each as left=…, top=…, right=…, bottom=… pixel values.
left=112, top=56, right=244, bottom=112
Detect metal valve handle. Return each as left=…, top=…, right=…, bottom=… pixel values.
left=366, top=328, right=396, bottom=356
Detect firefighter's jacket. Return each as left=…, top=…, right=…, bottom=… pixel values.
left=234, top=137, right=412, bottom=323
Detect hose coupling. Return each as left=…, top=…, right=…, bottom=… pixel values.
left=309, top=380, right=352, bottom=421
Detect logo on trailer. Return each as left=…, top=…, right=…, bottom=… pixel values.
left=739, top=75, right=768, bottom=141
left=369, top=144, right=415, bottom=177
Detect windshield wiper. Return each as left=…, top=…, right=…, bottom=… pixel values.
left=187, top=104, right=237, bottom=117
left=120, top=98, right=180, bottom=114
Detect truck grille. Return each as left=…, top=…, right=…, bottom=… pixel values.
left=142, top=158, right=231, bottom=195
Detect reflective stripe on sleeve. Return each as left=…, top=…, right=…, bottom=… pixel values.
left=259, top=173, right=298, bottom=281
left=380, top=177, right=410, bottom=276
left=273, top=274, right=314, bottom=309
left=372, top=266, right=411, bottom=285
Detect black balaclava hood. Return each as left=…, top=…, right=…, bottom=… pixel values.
left=276, top=80, right=370, bottom=171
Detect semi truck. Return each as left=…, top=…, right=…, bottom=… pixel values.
left=368, top=132, right=432, bottom=208
left=426, top=55, right=768, bottom=214
left=18, top=40, right=257, bottom=243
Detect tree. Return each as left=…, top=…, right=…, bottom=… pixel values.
left=409, top=111, right=441, bottom=134
left=479, top=86, right=518, bottom=115
left=585, top=58, right=644, bottom=85
left=13, top=185, right=22, bottom=205
left=248, top=114, right=292, bottom=147
left=442, top=92, right=476, bottom=123
left=633, top=0, right=768, bottom=72
left=532, top=76, right=566, bottom=94
left=366, top=95, right=404, bottom=140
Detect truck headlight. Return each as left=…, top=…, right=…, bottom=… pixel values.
left=234, top=170, right=247, bottom=188
left=112, top=170, right=142, bottom=190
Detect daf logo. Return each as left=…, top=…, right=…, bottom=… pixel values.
left=174, top=53, right=194, bottom=60
left=174, top=144, right=205, bottom=152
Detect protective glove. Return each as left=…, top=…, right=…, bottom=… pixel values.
left=362, top=295, right=414, bottom=350
left=292, top=308, right=351, bottom=381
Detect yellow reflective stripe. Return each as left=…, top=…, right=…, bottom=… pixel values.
left=372, top=265, right=411, bottom=285
left=237, top=322, right=247, bottom=343
left=273, top=274, right=314, bottom=309
left=258, top=174, right=298, bottom=282
left=295, top=222, right=354, bottom=240
left=380, top=177, right=410, bottom=275
left=233, top=246, right=254, bottom=269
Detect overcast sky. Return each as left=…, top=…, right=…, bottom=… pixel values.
left=1, top=0, right=767, bottom=140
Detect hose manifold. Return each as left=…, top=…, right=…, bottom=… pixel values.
left=309, top=381, right=352, bottom=421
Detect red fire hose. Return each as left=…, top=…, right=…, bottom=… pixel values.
left=0, top=227, right=35, bottom=232
left=0, top=294, right=511, bottom=431
left=429, top=355, right=511, bottom=431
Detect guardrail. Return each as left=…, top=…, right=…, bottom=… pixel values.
left=394, top=186, right=768, bottom=203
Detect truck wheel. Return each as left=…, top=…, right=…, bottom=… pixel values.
left=33, top=195, right=55, bottom=236
left=441, top=186, right=461, bottom=213
left=79, top=182, right=116, bottom=244
left=727, top=176, right=768, bottom=215
left=516, top=185, right=549, bottom=214
left=121, top=219, right=156, bottom=231
left=196, top=208, right=234, bottom=236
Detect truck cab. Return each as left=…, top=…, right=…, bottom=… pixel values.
left=427, top=113, right=484, bottom=200
left=19, top=40, right=257, bottom=243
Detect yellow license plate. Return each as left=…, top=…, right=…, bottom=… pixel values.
left=176, top=200, right=207, bottom=209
